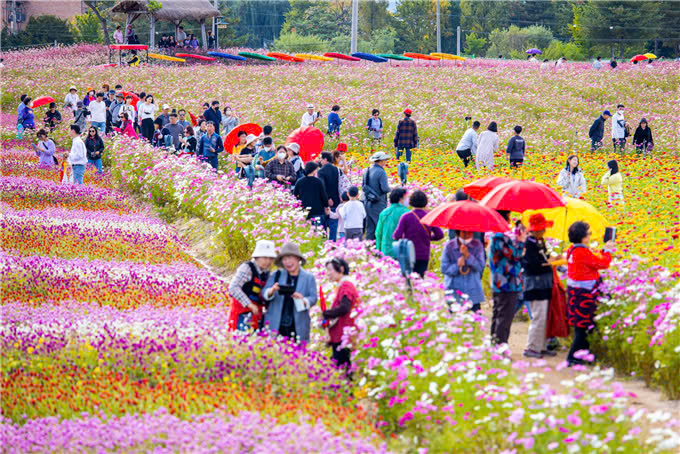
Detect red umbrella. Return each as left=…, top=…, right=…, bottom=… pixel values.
left=32, top=96, right=55, bottom=109
left=463, top=176, right=514, bottom=200
left=285, top=126, right=325, bottom=162
left=630, top=54, right=647, bottom=63
left=187, top=111, right=198, bottom=127
left=480, top=180, right=565, bottom=212
left=121, top=91, right=140, bottom=107
left=421, top=201, right=509, bottom=232
left=223, top=123, right=262, bottom=154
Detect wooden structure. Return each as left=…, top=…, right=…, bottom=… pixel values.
left=112, top=0, right=220, bottom=50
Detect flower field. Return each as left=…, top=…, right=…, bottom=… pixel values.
left=2, top=45, right=680, bottom=452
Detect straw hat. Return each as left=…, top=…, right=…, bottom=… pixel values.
left=274, top=242, right=306, bottom=267
left=245, top=134, right=258, bottom=146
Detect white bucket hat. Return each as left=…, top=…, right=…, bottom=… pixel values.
left=286, top=142, right=300, bottom=154
left=245, top=134, right=259, bottom=145
left=252, top=240, right=277, bottom=259
left=370, top=151, right=392, bottom=162
left=306, top=103, right=314, bottom=109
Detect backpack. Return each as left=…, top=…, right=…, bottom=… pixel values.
left=393, top=239, right=415, bottom=277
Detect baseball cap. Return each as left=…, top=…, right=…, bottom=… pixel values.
left=603, top=110, right=612, bottom=116
left=162, top=104, right=170, bottom=110
left=404, top=108, right=412, bottom=115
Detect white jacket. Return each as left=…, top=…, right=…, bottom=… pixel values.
left=88, top=100, right=106, bottom=123
left=68, top=136, right=88, bottom=165
left=611, top=111, right=626, bottom=139
left=456, top=128, right=478, bottom=155
left=557, top=168, right=587, bottom=198
left=64, top=93, right=79, bottom=110
left=138, top=102, right=158, bottom=121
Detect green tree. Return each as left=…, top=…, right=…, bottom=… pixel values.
left=463, top=32, right=487, bottom=56
left=282, top=0, right=351, bottom=41
left=273, top=31, right=328, bottom=52
left=460, top=0, right=509, bottom=36
left=71, top=12, right=103, bottom=43
left=544, top=39, right=586, bottom=61
left=330, top=26, right=396, bottom=53
left=359, top=0, right=393, bottom=40
left=485, top=25, right=553, bottom=58
left=83, top=0, right=116, bottom=46
left=231, top=0, right=290, bottom=48
left=22, top=15, right=74, bottom=46
left=394, top=0, right=453, bottom=53
left=658, top=1, right=680, bottom=57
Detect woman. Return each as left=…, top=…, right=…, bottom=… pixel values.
left=119, top=95, right=136, bottom=125
left=115, top=112, right=138, bottom=139
left=33, top=129, right=56, bottom=167
left=322, top=257, right=359, bottom=374
left=82, top=88, right=95, bottom=107
left=179, top=125, right=198, bottom=154
left=557, top=155, right=587, bottom=198
left=152, top=118, right=165, bottom=148
left=327, top=105, right=342, bottom=138
left=85, top=126, right=105, bottom=173
left=138, top=95, right=158, bottom=142
left=196, top=119, right=208, bottom=142
left=441, top=229, right=485, bottom=312
left=565, top=221, right=614, bottom=366
left=221, top=106, right=239, bottom=136
left=168, top=35, right=176, bottom=48
left=189, top=34, right=199, bottom=49
left=475, top=122, right=499, bottom=171
left=21, top=97, right=35, bottom=130
left=286, top=143, right=304, bottom=181
left=600, top=159, right=623, bottom=204
left=632, top=118, right=653, bottom=155
left=375, top=188, right=410, bottom=258
left=521, top=214, right=560, bottom=359
left=43, top=102, right=62, bottom=132
left=392, top=190, right=444, bottom=277
left=263, top=242, right=318, bottom=342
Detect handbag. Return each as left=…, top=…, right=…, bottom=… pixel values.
left=546, top=267, right=569, bottom=338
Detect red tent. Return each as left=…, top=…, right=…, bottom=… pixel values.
left=285, top=126, right=325, bottom=162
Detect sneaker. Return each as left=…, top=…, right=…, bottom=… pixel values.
left=541, top=350, right=557, bottom=357
left=523, top=349, right=542, bottom=358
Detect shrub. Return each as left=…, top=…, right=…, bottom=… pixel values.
left=273, top=31, right=328, bottom=53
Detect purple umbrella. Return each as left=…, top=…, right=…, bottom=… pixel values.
left=526, top=48, right=542, bottom=55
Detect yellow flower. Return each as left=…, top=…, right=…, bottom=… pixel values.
left=27, top=346, right=34, bottom=354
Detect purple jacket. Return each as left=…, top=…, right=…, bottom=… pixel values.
left=392, top=209, right=444, bottom=261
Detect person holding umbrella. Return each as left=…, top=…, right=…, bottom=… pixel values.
left=441, top=228, right=486, bottom=312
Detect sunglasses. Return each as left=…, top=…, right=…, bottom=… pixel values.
left=89, top=130, right=96, bottom=133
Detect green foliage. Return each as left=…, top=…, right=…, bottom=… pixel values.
left=486, top=25, right=553, bottom=58
left=147, top=0, right=162, bottom=12
left=1, top=15, right=74, bottom=48
left=358, top=0, right=393, bottom=40
left=463, top=32, right=487, bottom=56
left=282, top=0, right=351, bottom=42
left=70, top=12, right=103, bottom=43
left=273, top=31, right=328, bottom=53
left=329, top=27, right=396, bottom=54
left=394, top=0, right=453, bottom=53
left=544, top=39, right=587, bottom=61
left=460, top=0, right=508, bottom=35
left=230, top=0, right=290, bottom=48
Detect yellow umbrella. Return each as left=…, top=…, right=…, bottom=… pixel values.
left=522, top=197, right=608, bottom=242
left=644, top=53, right=657, bottom=59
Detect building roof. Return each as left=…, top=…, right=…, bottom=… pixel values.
left=112, top=0, right=220, bottom=22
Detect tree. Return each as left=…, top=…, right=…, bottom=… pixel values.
left=71, top=12, right=103, bottom=43
left=282, top=0, right=351, bottom=41
left=359, top=0, right=393, bottom=40
left=658, top=1, right=680, bottom=57
left=273, top=31, right=328, bottom=52
left=83, top=1, right=115, bottom=46
left=22, top=15, right=74, bottom=46
left=460, top=0, right=509, bottom=36
left=463, top=32, right=487, bottom=56
left=231, top=0, right=290, bottom=48
left=544, top=39, right=586, bottom=61
left=485, top=25, right=553, bottom=59
left=394, top=0, right=453, bottom=53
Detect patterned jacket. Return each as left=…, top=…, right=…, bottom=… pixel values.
left=489, top=233, right=524, bottom=293
left=393, top=117, right=418, bottom=149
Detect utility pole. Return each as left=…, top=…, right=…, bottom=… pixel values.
left=436, top=0, right=441, bottom=53
left=456, top=25, right=461, bottom=55
left=213, top=0, right=219, bottom=36
left=351, top=0, right=358, bottom=54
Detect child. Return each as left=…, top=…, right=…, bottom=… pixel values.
left=506, top=125, right=525, bottom=168
left=367, top=109, right=383, bottom=142
left=339, top=186, right=366, bottom=240
left=601, top=159, right=623, bottom=205
left=327, top=105, right=342, bottom=138
left=331, top=192, right=350, bottom=240
left=59, top=152, right=73, bottom=184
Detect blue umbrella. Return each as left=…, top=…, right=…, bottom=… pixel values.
left=526, top=48, right=542, bottom=55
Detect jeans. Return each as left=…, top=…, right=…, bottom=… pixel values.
left=72, top=164, right=85, bottom=184
left=87, top=158, right=102, bottom=173
left=243, top=165, right=255, bottom=187
left=204, top=155, right=219, bottom=170
left=456, top=149, right=472, bottom=167
left=491, top=292, right=519, bottom=345
left=396, top=147, right=412, bottom=162
left=327, top=207, right=338, bottom=241
left=91, top=121, right=105, bottom=135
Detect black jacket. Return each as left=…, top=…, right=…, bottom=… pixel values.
left=317, top=163, right=340, bottom=207
left=633, top=126, right=653, bottom=147
left=85, top=135, right=105, bottom=160
left=203, top=108, right=222, bottom=127
left=293, top=175, right=328, bottom=219
left=521, top=236, right=553, bottom=301
left=589, top=116, right=605, bottom=141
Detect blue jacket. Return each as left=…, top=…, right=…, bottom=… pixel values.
left=263, top=268, right=318, bottom=342
left=198, top=132, right=224, bottom=157
left=327, top=112, right=342, bottom=134
left=441, top=238, right=486, bottom=304
left=22, top=107, right=35, bottom=129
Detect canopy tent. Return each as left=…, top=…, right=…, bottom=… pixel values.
left=112, top=0, right=220, bottom=50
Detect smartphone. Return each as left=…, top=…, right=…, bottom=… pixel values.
left=278, top=285, right=296, bottom=296
left=604, top=227, right=616, bottom=243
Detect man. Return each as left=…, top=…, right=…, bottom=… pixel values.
left=110, top=93, right=125, bottom=129
left=609, top=56, right=618, bottom=69
left=198, top=121, right=224, bottom=170
left=317, top=151, right=340, bottom=241
left=104, top=91, right=116, bottom=134
left=162, top=113, right=184, bottom=149
left=257, top=125, right=273, bottom=150
left=488, top=210, right=526, bottom=345
left=177, top=25, right=187, bottom=43
left=611, top=104, right=626, bottom=153
left=113, top=25, right=124, bottom=44
left=265, top=147, right=296, bottom=185
left=455, top=120, right=479, bottom=168
left=115, top=84, right=123, bottom=95
left=156, top=104, right=171, bottom=127
left=592, top=56, right=602, bottom=70
left=17, top=94, right=27, bottom=127
left=203, top=100, right=222, bottom=126
left=126, top=24, right=134, bottom=43
left=253, top=137, right=276, bottom=179
left=300, top=104, right=319, bottom=127
left=394, top=109, right=418, bottom=163
left=207, top=31, right=216, bottom=49
left=506, top=125, right=525, bottom=168
left=177, top=109, right=190, bottom=128
left=293, top=161, right=329, bottom=225
left=88, top=92, right=107, bottom=134
left=588, top=110, right=610, bottom=151
left=68, top=125, right=88, bottom=185
left=363, top=151, right=391, bottom=241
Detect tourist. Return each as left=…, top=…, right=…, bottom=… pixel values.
left=113, top=25, right=124, bottom=44
left=522, top=214, right=559, bottom=358
left=71, top=101, right=89, bottom=132
left=119, top=96, right=136, bottom=125
left=227, top=240, right=277, bottom=332
left=126, top=24, right=134, bottom=43
left=156, top=104, right=171, bottom=127
left=110, top=93, right=125, bottom=129
left=557, top=155, right=587, bottom=198
left=609, top=56, right=618, bottom=69
left=592, top=56, right=602, bottom=70
left=339, top=186, right=366, bottom=240
left=392, top=190, right=444, bottom=278
left=257, top=125, right=274, bottom=150
left=196, top=119, right=207, bottom=142
left=177, top=109, right=190, bottom=129
left=334, top=143, right=350, bottom=180
left=632, top=118, right=653, bottom=155
left=178, top=126, right=197, bottom=154
left=17, top=94, right=27, bottom=127
left=363, top=151, right=391, bottom=241
left=203, top=100, right=222, bottom=127
left=189, top=34, right=199, bottom=49
left=104, top=91, right=116, bottom=133
left=455, top=120, right=479, bottom=168
left=176, top=25, right=186, bottom=43
left=20, top=97, right=35, bottom=130
left=367, top=109, right=383, bottom=142
left=207, top=31, right=216, bottom=49
left=333, top=192, right=349, bottom=240
left=322, top=256, right=359, bottom=374
left=441, top=228, right=485, bottom=312
left=394, top=108, right=418, bottom=163
left=139, top=95, right=158, bottom=142
left=152, top=119, right=165, bottom=148
left=293, top=161, right=329, bottom=226
left=565, top=221, right=614, bottom=366
left=233, top=133, right=257, bottom=185
left=475, top=122, right=499, bottom=171
left=588, top=110, right=610, bottom=151
left=301, top=104, right=319, bottom=127
left=115, top=112, right=138, bottom=139
left=163, top=113, right=184, bottom=150
left=32, top=129, right=56, bottom=168
left=168, top=35, right=176, bottom=48
left=263, top=242, right=318, bottom=342
left=611, top=104, right=626, bottom=153
left=327, top=104, right=342, bottom=138
left=198, top=121, right=224, bottom=170
left=489, top=210, right=526, bottom=345
left=506, top=125, right=526, bottom=168
left=158, top=35, right=168, bottom=49
left=82, top=88, right=95, bottom=107
left=221, top=106, right=239, bottom=136
left=253, top=137, right=276, bottom=179
left=127, top=50, right=140, bottom=67
left=287, top=143, right=304, bottom=181
left=88, top=92, right=107, bottom=135
left=318, top=152, right=341, bottom=241
left=84, top=126, right=105, bottom=173
left=64, top=87, right=79, bottom=114
left=265, top=145, right=296, bottom=185
left=375, top=188, right=409, bottom=258
left=68, top=125, right=87, bottom=185
left=601, top=159, right=624, bottom=205
left=540, top=59, right=550, bottom=71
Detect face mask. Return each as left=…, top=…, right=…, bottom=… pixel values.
left=461, top=238, right=473, bottom=245
left=277, top=152, right=287, bottom=160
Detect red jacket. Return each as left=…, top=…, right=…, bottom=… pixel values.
left=567, top=245, right=612, bottom=281
left=326, top=280, right=359, bottom=344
